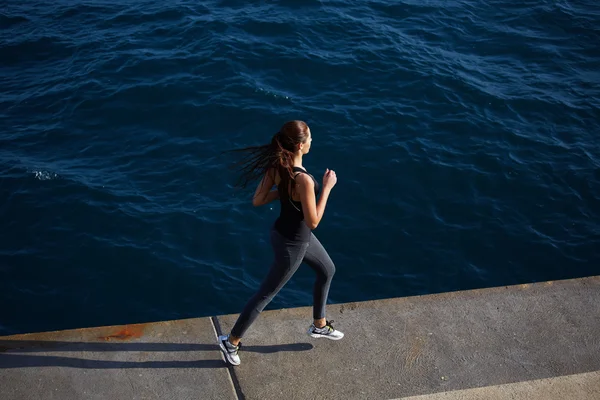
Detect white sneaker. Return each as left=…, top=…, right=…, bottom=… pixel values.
left=307, top=320, right=344, bottom=340
left=218, top=335, right=241, bottom=366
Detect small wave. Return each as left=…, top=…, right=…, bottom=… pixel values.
left=0, top=36, right=74, bottom=65
left=253, top=84, right=292, bottom=100
left=102, top=6, right=188, bottom=26
left=0, top=14, right=29, bottom=29
left=56, top=4, right=113, bottom=20
left=32, top=170, right=59, bottom=181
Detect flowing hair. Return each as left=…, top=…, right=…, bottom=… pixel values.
left=228, top=120, right=310, bottom=201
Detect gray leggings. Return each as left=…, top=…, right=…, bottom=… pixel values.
left=231, top=228, right=336, bottom=338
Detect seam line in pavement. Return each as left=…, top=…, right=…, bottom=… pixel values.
left=210, top=316, right=246, bottom=400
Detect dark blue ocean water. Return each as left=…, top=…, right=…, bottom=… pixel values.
left=1, top=0, right=599, bottom=336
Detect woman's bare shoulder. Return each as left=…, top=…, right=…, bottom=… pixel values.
left=294, top=172, right=314, bottom=187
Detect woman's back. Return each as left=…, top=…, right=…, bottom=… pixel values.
left=273, top=166, right=319, bottom=242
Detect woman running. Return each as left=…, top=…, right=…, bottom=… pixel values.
left=219, top=120, right=344, bottom=366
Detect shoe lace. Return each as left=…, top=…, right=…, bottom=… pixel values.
left=325, top=320, right=335, bottom=332
left=232, top=342, right=242, bottom=353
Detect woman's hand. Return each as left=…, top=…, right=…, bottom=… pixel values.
left=322, top=168, right=337, bottom=190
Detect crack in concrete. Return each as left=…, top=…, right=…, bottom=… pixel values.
left=209, top=316, right=245, bottom=400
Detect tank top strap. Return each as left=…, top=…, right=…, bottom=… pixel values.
left=291, top=167, right=319, bottom=195
left=292, top=166, right=307, bottom=176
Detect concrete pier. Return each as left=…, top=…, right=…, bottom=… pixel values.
left=1, top=276, right=599, bottom=399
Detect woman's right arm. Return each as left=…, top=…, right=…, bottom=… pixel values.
left=297, top=169, right=337, bottom=230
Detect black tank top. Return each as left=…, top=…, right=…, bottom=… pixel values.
left=273, top=167, right=320, bottom=242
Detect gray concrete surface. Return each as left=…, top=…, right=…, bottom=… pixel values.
left=397, top=371, right=600, bottom=400
left=1, top=276, right=599, bottom=400
left=217, top=276, right=600, bottom=399
left=0, top=317, right=236, bottom=400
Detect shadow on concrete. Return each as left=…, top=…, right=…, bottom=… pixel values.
left=0, top=354, right=228, bottom=369
left=0, top=340, right=314, bottom=353
left=0, top=341, right=313, bottom=369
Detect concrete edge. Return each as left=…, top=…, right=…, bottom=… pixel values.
left=2, top=275, right=598, bottom=339
left=395, top=370, right=600, bottom=400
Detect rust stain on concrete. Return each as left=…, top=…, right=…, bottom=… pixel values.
left=99, top=325, right=144, bottom=341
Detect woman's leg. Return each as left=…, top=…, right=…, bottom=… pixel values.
left=229, top=230, right=309, bottom=343
left=302, top=232, right=336, bottom=326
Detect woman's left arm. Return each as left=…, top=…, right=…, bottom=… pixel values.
left=252, top=169, right=279, bottom=207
